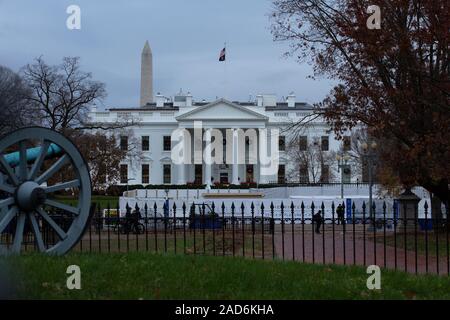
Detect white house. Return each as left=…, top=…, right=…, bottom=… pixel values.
left=88, top=42, right=361, bottom=186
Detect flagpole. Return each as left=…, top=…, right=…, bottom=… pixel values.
left=224, top=42, right=227, bottom=100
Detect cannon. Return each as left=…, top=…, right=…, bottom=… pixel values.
left=0, top=127, right=91, bottom=255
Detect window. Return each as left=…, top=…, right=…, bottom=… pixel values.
left=120, top=164, right=128, bottom=184
left=163, top=136, right=171, bottom=151
left=194, top=165, right=203, bottom=184
left=279, top=136, right=286, bottom=151
left=142, top=164, right=150, bottom=184
left=278, top=164, right=286, bottom=184
left=321, top=136, right=329, bottom=151
left=343, top=136, right=351, bottom=151
left=299, top=136, right=307, bottom=151
left=163, top=164, right=171, bottom=184
left=320, top=165, right=330, bottom=183
left=120, top=136, right=128, bottom=151
left=142, top=136, right=149, bottom=151
left=300, top=165, right=309, bottom=183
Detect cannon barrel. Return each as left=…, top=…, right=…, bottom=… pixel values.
left=3, top=143, right=63, bottom=168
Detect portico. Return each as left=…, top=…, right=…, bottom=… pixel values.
left=175, top=99, right=270, bottom=186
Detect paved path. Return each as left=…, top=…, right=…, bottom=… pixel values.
left=274, top=225, right=449, bottom=275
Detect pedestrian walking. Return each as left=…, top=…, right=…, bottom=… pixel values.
left=313, top=210, right=323, bottom=234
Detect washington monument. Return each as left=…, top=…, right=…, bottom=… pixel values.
left=140, top=40, right=153, bottom=106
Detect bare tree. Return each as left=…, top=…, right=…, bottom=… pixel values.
left=0, top=65, right=38, bottom=135
left=287, top=136, right=335, bottom=183
left=21, top=56, right=106, bottom=132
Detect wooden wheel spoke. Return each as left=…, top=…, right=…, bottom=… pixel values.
left=35, top=154, right=70, bottom=185
left=45, top=179, right=80, bottom=194
left=36, top=207, right=68, bottom=240
left=44, top=199, right=80, bottom=216
left=0, top=197, right=15, bottom=210
left=0, top=154, right=19, bottom=186
left=11, top=214, right=26, bottom=253
left=29, top=213, right=45, bottom=252
left=0, top=207, right=18, bottom=234
left=0, top=182, right=14, bottom=194
left=19, top=141, right=27, bottom=181
left=28, top=140, right=50, bottom=180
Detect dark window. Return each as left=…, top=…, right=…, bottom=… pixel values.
left=343, top=136, right=351, bottom=152
left=195, top=165, right=202, bottom=184
left=278, top=164, right=286, bottom=184
left=279, top=136, right=286, bottom=151
left=321, top=136, right=329, bottom=151
left=299, top=136, right=307, bottom=151
left=163, top=136, right=171, bottom=151
left=300, top=165, right=309, bottom=183
left=163, top=164, right=171, bottom=184
left=142, top=136, right=149, bottom=151
left=142, top=164, right=149, bottom=184
left=120, top=136, right=128, bottom=151
left=246, top=165, right=254, bottom=183
left=320, top=165, right=330, bottom=183
left=120, top=164, right=128, bottom=184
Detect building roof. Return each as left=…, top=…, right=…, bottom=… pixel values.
left=265, top=102, right=314, bottom=111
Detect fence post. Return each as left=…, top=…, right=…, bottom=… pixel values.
left=144, top=203, right=148, bottom=252
left=221, top=202, right=225, bottom=256
left=290, top=201, right=295, bottom=261
left=182, top=202, right=187, bottom=255
left=212, top=202, right=216, bottom=256
left=135, top=203, right=140, bottom=251
left=153, top=202, right=158, bottom=252
left=241, top=202, right=245, bottom=257
left=251, top=202, right=255, bottom=258
left=173, top=202, right=177, bottom=254
left=311, top=201, right=315, bottom=264
left=301, top=201, right=305, bottom=263
left=270, top=202, right=275, bottom=260
left=281, top=202, right=285, bottom=261
left=362, top=201, right=366, bottom=266
left=231, top=202, right=235, bottom=257
left=261, top=202, right=265, bottom=260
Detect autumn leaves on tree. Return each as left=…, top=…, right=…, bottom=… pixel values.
left=271, top=0, right=449, bottom=204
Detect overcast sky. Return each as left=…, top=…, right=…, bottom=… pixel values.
left=0, top=0, right=335, bottom=109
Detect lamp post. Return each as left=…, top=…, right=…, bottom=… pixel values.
left=126, top=178, right=136, bottom=194
left=361, top=141, right=377, bottom=231
left=336, top=153, right=350, bottom=199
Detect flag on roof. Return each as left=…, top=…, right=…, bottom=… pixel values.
left=219, top=47, right=226, bottom=61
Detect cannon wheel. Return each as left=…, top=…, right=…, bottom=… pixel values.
left=0, top=127, right=91, bottom=255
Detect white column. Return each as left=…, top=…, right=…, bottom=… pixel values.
left=258, top=129, right=268, bottom=184
left=232, top=128, right=240, bottom=185
left=204, top=128, right=212, bottom=186
left=177, top=130, right=186, bottom=185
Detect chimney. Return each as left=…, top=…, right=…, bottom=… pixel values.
left=287, top=92, right=295, bottom=107
left=186, top=92, right=193, bottom=107
left=155, top=93, right=164, bottom=107
left=256, top=94, right=263, bottom=107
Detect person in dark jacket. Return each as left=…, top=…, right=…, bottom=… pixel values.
left=336, top=204, right=345, bottom=225
left=313, top=210, right=323, bottom=234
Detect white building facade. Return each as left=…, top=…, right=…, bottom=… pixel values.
left=89, top=93, right=360, bottom=186
left=87, top=42, right=361, bottom=186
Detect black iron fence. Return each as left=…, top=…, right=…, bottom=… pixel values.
left=1, top=200, right=449, bottom=275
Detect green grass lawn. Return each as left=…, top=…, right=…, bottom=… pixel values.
left=54, top=195, right=119, bottom=209
left=373, top=231, right=450, bottom=257
left=5, top=253, right=450, bottom=300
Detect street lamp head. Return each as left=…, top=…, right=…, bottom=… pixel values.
left=361, top=142, right=368, bottom=151
left=336, top=154, right=342, bottom=161
left=371, top=141, right=378, bottom=149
